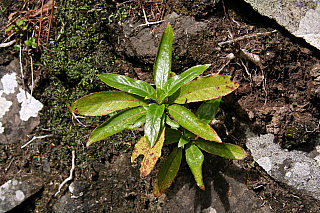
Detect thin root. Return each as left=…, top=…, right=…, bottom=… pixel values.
left=137, top=8, right=164, bottom=27
left=54, top=150, right=76, bottom=197
left=21, top=134, right=54, bottom=149
left=72, top=112, right=87, bottom=127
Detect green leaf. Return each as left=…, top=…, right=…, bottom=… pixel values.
left=165, top=115, right=180, bottom=130
left=156, top=88, right=167, bottom=104
left=196, top=97, right=221, bottom=123
left=31, top=42, right=37, bottom=49
left=25, top=37, right=36, bottom=48
left=154, top=147, right=182, bottom=197
left=132, top=129, right=165, bottom=177
left=184, top=129, right=195, bottom=138
left=5, top=25, right=14, bottom=32
left=87, top=107, right=147, bottom=146
left=67, top=91, right=149, bottom=116
left=25, top=40, right=31, bottom=46
left=14, top=45, right=21, bottom=51
left=185, top=143, right=205, bottom=190
left=127, top=115, right=146, bottom=129
left=167, top=105, right=222, bottom=142
left=145, top=103, right=166, bottom=148
left=194, top=139, right=247, bottom=159
left=178, top=135, right=189, bottom=148
left=98, top=73, right=156, bottom=100
left=16, top=19, right=27, bottom=27
left=164, top=128, right=182, bottom=145
left=164, top=64, right=211, bottom=97
left=169, top=74, right=239, bottom=104
left=154, top=23, right=173, bottom=90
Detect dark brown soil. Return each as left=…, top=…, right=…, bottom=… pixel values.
left=1, top=0, right=320, bottom=212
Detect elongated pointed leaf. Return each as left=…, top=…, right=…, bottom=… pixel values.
left=156, top=88, right=167, bottom=104
left=164, top=128, right=182, bottom=145
left=154, top=147, right=182, bottom=197
left=167, top=105, right=222, bottom=142
left=185, top=143, right=205, bottom=190
left=87, top=107, right=147, bottom=146
left=165, top=115, right=180, bottom=130
left=67, top=91, right=149, bottom=116
left=127, top=115, right=146, bottom=129
left=169, top=74, right=239, bottom=104
left=184, top=129, right=195, bottom=138
left=194, top=139, right=247, bottom=159
left=164, top=64, right=211, bottom=97
left=178, top=135, right=189, bottom=148
left=145, top=103, right=165, bottom=148
left=131, top=136, right=149, bottom=163
left=98, top=73, right=156, bottom=100
left=140, top=128, right=165, bottom=177
left=196, top=98, right=221, bottom=123
left=154, top=23, right=173, bottom=90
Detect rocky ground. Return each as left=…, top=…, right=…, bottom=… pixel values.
left=1, top=0, right=320, bottom=212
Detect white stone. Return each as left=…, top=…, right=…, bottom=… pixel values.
left=15, top=190, right=25, bottom=201
left=291, top=162, right=310, bottom=177
left=0, top=180, right=11, bottom=201
left=293, top=4, right=320, bottom=49
left=244, top=0, right=320, bottom=50
left=1, top=73, right=17, bottom=95
left=0, top=180, right=11, bottom=191
left=314, top=155, right=320, bottom=166
left=0, top=91, right=12, bottom=118
left=256, top=157, right=272, bottom=172
left=16, top=87, right=43, bottom=121
left=285, top=171, right=292, bottom=178
left=0, top=122, right=4, bottom=134
left=11, top=179, right=18, bottom=186
left=246, top=131, right=320, bottom=200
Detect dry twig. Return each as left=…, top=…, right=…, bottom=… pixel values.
left=0, top=39, right=16, bottom=48
left=218, top=30, right=278, bottom=46
left=31, top=0, right=53, bottom=17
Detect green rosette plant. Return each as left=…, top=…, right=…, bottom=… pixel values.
left=67, top=23, right=246, bottom=196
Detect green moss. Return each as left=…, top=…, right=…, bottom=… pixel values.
left=38, top=0, right=136, bottom=163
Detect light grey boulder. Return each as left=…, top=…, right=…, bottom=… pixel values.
left=0, top=175, right=43, bottom=212
left=244, top=0, right=320, bottom=50
left=246, top=130, right=320, bottom=200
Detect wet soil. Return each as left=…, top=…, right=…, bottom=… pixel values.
left=1, top=0, right=320, bottom=212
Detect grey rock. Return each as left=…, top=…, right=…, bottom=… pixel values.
left=69, top=181, right=89, bottom=198
left=244, top=0, right=320, bottom=50
left=42, top=158, right=51, bottom=173
left=246, top=130, right=320, bottom=200
left=0, top=175, right=43, bottom=213
left=153, top=155, right=272, bottom=213
left=157, top=174, right=271, bottom=213
left=0, top=59, right=43, bottom=144
left=118, top=12, right=208, bottom=65
left=53, top=181, right=95, bottom=213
